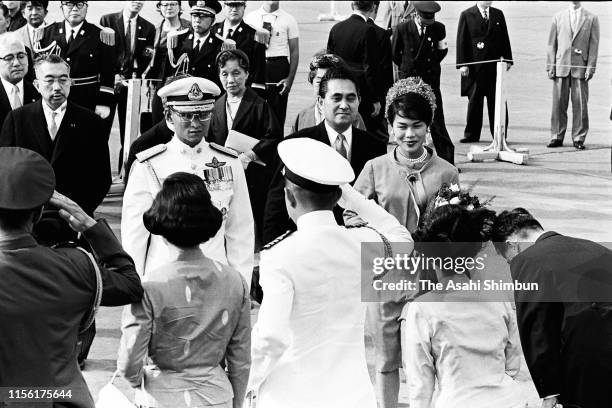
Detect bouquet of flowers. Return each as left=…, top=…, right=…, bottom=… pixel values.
left=420, top=183, right=494, bottom=228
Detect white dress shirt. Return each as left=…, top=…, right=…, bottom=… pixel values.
left=569, top=6, right=582, bottom=33
left=121, top=135, right=254, bottom=284
left=1, top=78, right=24, bottom=110
left=477, top=4, right=490, bottom=20
left=27, top=23, right=45, bottom=46
left=324, top=120, right=352, bottom=161
left=122, top=11, right=138, bottom=54
left=41, top=101, right=67, bottom=141
left=64, top=21, right=84, bottom=43
left=193, top=32, right=211, bottom=51
left=222, top=19, right=240, bottom=39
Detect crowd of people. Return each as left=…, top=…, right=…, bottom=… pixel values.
left=0, top=1, right=610, bottom=408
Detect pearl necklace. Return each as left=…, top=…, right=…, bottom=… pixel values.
left=398, top=147, right=428, bottom=164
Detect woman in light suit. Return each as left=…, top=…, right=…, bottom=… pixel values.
left=117, top=172, right=251, bottom=408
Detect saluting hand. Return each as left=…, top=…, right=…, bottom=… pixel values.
left=49, top=191, right=97, bottom=233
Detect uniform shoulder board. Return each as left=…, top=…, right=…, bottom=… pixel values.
left=345, top=220, right=369, bottom=229
left=261, top=230, right=294, bottom=251
left=99, top=27, right=115, bottom=46
left=209, top=142, right=239, bottom=158
left=220, top=37, right=237, bottom=51
left=253, top=29, right=269, bottom=45
left=136, top=144, right=167, bottom=163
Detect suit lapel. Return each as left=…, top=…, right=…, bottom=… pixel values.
left=315, top=121, right=332, bottom=145
left=32, top=101, right=54, bottom=158
left=232, top=88, right=255, bottom=129
left=572, top=11, right=586, bottom=41
left=54, top=23, right=69, bottom=54
left=51, top=103, right=75, bottom=164
left=66, top=21, right=90, bottom=57
left=215, top=93, right=229, bottom=139
left=0, top=84, right=11, bottom=113
left=23, top=81, right=39, bottom=104
left=193, top=35, right=216, bottom=64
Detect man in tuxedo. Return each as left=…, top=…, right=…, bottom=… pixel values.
left=493, top=208, right=612, bottom=408
left=327, top=1, right=386, bottom=134
left=393, top=1, right=454, bottom=164
left=166, top=0, right=224, bottom=89
left=213, top=1, right=267, bottom=96
left=0, top=54, right=110, bottom=219
left=262, top=65, right=387, bottom=244
left=0, top=33, right=39, bottom=127
left=456, top=1, right=512, bottom=143
left=100, top=1, right=155, bottom=171
left=546, top=2, right=599, bottom=150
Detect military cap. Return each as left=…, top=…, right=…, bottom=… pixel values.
left=413, top=1, right=441, bottom=24
left=189, top=0, right=222, bottom=16
left=278, top=138, right=355, bottom=193
left=0, top=147, right=55, bottom=210
left=223, top=0, right=246, bottom=5
left=157, top=76, right=221, bottom=112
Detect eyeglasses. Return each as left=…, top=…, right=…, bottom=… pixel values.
left=159, top=2, right=179, bottom=8
left=61, top=1, right=87, bottom=9
left=170, top=108, right=211, bottom=122
left=40, top=77, right=71, bottom=86
left=0, top=53, right=28, bottom=63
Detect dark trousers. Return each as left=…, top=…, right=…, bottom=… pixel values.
left=464, top=70, right=508, bottom=141
left=265, top=57, right=290, bottom=128
left=431, top=87, right=455, bottom=165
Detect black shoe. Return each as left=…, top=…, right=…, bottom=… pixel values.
left=573, top=141, right=585, bottom=150
left=459, top=138, right=479, bottom=143
left=547, top=140, right=563, bottom=148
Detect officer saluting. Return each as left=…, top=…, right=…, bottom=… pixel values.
left=121, top=76, right=254, bottom=285
left=37, top=1, right=115, bottom=118
left=248, top=138, right=413, bottom=407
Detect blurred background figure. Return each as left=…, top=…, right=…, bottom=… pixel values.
left=100, top=1, right=155, bottom=172
left=291, top=51, right=365, bottom=133
left=13, top=1, right=49, bottom=51
left=5, top=0, right=26, bottom=31
left=456, top=1, right=512, bottom=143
left=144, top=0, right=191, bottom=125
left=245, top=0, right=300, bottom=128
left=546, top=1, right=599, bottom=150
left=118, top=172, right=250, bottom=408
left=0, top=3, right=11, bottom=34
left=392, top=1, right=454, bottom=164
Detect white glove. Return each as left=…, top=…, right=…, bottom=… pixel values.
left=95, top=105, right=111, bottom=119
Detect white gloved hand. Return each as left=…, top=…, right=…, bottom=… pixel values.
left=95, top=105, right=111, bottom=119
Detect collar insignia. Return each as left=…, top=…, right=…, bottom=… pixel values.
left=206, top=156, right=226, bottom=168
left=187, top=83, right=204, bottom=101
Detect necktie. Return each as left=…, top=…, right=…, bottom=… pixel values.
left=483, top=9, right=489, bottom=22
left=49, top=111, right=58, bottom=140
left=335, top=134, right=347, bottom=159
left=227, top=28, right=233, bottom=39
left=194, top=39, right=201, bottom=52
left=12, top=85, right=22, bottom=109
left=126, top=19, right=134, bottom=56
left=68, top=29, right=75, bottom=45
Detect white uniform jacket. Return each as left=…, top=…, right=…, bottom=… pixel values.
left=121, top=135, right=254, bottom=284
left=248, top=185, right=413, bottom=407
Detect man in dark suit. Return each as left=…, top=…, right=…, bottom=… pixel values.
left=213, top=0, right=267, bottom=96
left=166, top=0, right=224, bottom=89
left=393, top=1, right=454, bottom=164
left=456, top=1, right=512, bottom=143
left=263, top=65, right=387, bottom=244
left=0, top=33, right=39, bottom=127
left=0, top=147, right=142, bottom=403
left=493, top=208, right=612, bottom=408
left=5, top=0, right=26, bottom=32
left=38, top=1, right=116, bottom=117
left=0, top=54, right=111, bottom=218
left=100, top=1, right=155, bottom=171
left=327, top=1, right=386, bottom=134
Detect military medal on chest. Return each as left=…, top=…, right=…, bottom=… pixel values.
left=203, top=156, right=234, bottom=191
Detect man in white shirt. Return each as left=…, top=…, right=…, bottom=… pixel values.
left=0, top=33, right=39, bottom=127
left=244, top=0, right=299, bottom=127
left=14, top=1, right=48, bottom=51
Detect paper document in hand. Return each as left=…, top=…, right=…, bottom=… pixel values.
left=226, top=130, right=260, bottom=153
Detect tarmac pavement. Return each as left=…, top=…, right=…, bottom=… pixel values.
left=42, top=1, right=611, bottom=406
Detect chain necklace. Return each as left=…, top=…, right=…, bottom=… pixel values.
left=398, top=147, right=428, bottom=164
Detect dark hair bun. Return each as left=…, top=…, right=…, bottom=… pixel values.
left=143, top=172, right=223, bottom=248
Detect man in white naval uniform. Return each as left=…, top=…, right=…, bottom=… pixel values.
left=247, top=138, right=413, bottom=407
left=121, top=76, right=254, bottom=284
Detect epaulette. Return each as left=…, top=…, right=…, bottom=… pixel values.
left=209, top=142, right=239, bottom=158
left=99, top=27, right=115, bottom=46
left=261, top=230, right=294, bottom=251
left=220, top=36, right=237, bottom=51
left=345, top=220, right=369, bottom=229
left=136, top=144, right=167, bottom=163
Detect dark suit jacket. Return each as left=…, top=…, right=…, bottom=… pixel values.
left=39, top=21, right=116, bottom=110
left=213, top=20, right=267, bottom=88
left=0, top=221, right=142, bottom=404
left=393, top=20, right=448, bottom=88
left=99, top=12, right=156, bottom=78
left=0, top=79, right=39, bottom=128
left=124, top=119, right=173, bottom=186
left=327, top=14, right=382, bottom=102
left=168, top=30, right=224, bottom=90
left=368, top=18, right=393, bottom=96
left=0, top=100, right=111, bottom=215
left=262, top=121, right=387, bottom=243
left=456, top=6, right=512, bottom=95
left=510, top=232, right=612, bottom=405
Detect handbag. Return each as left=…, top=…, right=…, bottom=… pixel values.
left=95, top=370, right=135, bottom=408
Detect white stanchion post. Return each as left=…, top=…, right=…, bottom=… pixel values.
left=121, top=78, right=143, bottom=179
left=467, top=58, right=529, bottom=165
left=318, top=0, right=343, bottom=21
